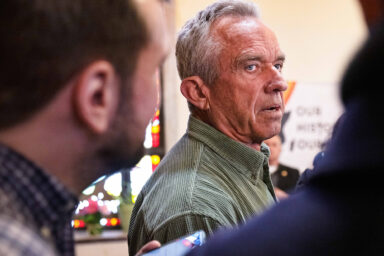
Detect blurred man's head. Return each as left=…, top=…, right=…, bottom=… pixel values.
left=93, top=0, right=171, bottom=173
left=176, top=0, right=287, bottom=150
left=342, top=0, right=384, bottom=105
left=0, top=0, right=171, bottom=193
left=0, top=0, right=146, bottom=129
left=358, top=0, right=384, bottom=30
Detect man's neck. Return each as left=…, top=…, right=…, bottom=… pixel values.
left=0, top=125, right=84, bottom=196
left=0, top=93, right=92, bottom=196
left=191, top=113, right=262, bottom=151
left=269, top=159, right=279, bottom=166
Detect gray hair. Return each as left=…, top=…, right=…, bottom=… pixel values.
left=176, top=0, right=260, bottom=87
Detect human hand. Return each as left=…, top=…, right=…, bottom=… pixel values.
left=135, top=240, right=161, bottom=256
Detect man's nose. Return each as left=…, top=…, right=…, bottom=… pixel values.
left=265, top=66, right=287, bottom=93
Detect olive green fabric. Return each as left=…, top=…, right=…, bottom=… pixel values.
left=128, top=116, right=276, bottom=255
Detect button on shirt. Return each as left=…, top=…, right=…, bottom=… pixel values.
left=128, top=116, right=276, bottom=255
left=0, top=144, right=78, bottom=256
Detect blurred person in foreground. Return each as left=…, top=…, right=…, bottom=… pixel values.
left=128, top=0, right=288, bottom=254
left=183, top=1, right=384, bottom=255
left=0, top=0, right=171, bottom=255
left=264, top=135, right=300, bottom=200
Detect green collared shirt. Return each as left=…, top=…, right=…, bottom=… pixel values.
left=128, top=116, right=276, bottom=255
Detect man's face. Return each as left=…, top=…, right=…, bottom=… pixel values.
left=96, top=0, right=171, bottom=171
left=206, top=17, right=287, bottom=147
left=123, top=0, right=171, bottom=152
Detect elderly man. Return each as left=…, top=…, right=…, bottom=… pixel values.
left=128, top=0, right=287, bottom=254
left=184, top=1, right=384, bottom=255
left=0, top=0, right=170, bottom=255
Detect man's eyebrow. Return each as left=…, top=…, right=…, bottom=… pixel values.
left=233, top=54, right=286, bottom=68
left=276, top=54, right=286, bottom=62
left=232, top=55, right=261, bottom=70
left=234, top=55, right=262, bottom=66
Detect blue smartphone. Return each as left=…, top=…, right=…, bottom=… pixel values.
left=142, top=230, right=206, bottom=256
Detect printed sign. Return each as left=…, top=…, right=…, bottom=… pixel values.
left=279, top=82, right=343, bottom=173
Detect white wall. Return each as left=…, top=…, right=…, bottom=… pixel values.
left=76, top=241, right=128, bottom=256
left=256, top=0, right=366, bottom=84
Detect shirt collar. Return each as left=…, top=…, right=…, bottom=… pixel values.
left=187, top=116, right=270, bottom=181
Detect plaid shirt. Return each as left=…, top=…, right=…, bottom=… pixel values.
left=0, top=144, right=78, bottom=256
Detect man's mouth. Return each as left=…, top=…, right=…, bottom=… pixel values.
left=264, top=105, right=281, bottom=111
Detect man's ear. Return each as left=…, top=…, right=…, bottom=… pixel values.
left=73, top=61, right=119, bottom=134
left=180, top=76, right=210, bottom=110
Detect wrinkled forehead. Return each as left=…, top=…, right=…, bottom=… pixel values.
left=212, top=16, right=263, bottom=36
left=211, top=16, right=282, bottom=53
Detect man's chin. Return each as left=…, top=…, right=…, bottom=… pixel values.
left=99, top=145, right=144, bottom=175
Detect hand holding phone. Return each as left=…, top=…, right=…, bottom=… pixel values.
left=142, top=230, right=206, bottom=256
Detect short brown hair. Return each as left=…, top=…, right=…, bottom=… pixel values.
left=0, top=0, right=148, bottom=129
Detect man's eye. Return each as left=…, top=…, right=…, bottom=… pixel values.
left=274, top=63, right=283, bottom=71
left=246, top=65, right=257, bottom=71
